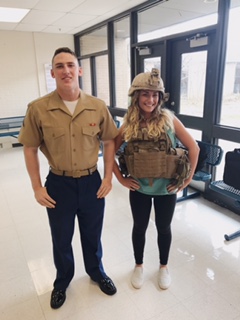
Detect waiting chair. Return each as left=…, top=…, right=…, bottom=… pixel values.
left=177, top=140, right=223, bottom=202
left=210, top=150, right=240, bottom=207
left=209, top=153, right=240, bottom=240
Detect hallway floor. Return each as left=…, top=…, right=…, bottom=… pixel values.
left=1, top=147, right=240, bottom=320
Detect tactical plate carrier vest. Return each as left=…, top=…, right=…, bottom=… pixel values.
left=120, top=128, right=191, bottom=188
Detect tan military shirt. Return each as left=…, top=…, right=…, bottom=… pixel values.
left=18, top=90, right=119, bottom=171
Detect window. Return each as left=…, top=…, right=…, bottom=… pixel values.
left=114, top=17, right=131, bottom=109
left=144, top=57, right=161, bottom=72
left=80, top=59, right=91, bottom=95
left=80, top=26, right=107, bottom=56
left=138, top=1, right=218, bottom=42
left=220, top=4, right=240, bottom=127
left=96, top=55, right=109, bottom=105
left=180, top=51, right=207, bottom=117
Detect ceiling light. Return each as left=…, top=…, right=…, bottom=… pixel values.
left=0, top=7, right=29, bottom=23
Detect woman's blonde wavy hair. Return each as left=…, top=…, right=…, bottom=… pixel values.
left=123, top=91, right=175, bottom=142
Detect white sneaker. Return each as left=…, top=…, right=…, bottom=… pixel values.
left=131, top=266, right=144, bottom=289
left=158, top=267, right=171, bottom=290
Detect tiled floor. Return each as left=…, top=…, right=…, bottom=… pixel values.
left=1, top=147, right=240, bottom=320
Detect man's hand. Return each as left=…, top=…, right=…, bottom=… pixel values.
left=34, top=187, right=56, bottom=208
left=96, top=178, right=112, bottom=198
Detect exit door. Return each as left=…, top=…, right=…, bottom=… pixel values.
left=137, top=43, right=165, bottom=82
left=136, top=31, right=216, bottom=127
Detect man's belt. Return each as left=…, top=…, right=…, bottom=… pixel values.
left=50, top=165, right=97, bottom=178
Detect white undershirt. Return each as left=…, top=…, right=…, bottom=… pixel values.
left=63, top=99, right=79, bottom=115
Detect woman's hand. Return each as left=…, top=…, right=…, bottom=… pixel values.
left=120, top=176, right=140, bottom=191
left=167, top=177, right=192, bottom=194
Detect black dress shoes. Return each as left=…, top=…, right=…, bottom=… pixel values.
left=50, top=289, right=66, bottom=309
left=98, top=276, right=117, bottom=296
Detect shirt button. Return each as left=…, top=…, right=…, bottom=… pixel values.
left=73, top=149, right=76, bottom=152
left=72, top=134, right=75, bottom=137
left=74, top=163, right=77, bottom=166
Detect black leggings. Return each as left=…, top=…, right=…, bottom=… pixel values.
left=129, top=190, right=176, bottom=265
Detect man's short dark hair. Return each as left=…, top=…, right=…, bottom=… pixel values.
left=52, top=47, right=78, bottom=65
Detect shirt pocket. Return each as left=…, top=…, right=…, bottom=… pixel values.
left=43, top=127, right=66, bottom=153
left=82, top=126, right=100, bottom=150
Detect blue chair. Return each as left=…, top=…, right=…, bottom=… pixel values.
left=177, top=141, right=223, bottom=202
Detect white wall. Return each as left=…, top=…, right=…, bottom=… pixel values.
left=0, top=31, right=74, bottom=118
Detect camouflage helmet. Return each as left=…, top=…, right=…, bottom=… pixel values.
left=128, top=68, right=169, bottom=101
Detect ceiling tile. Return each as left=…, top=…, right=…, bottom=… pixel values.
left=33, top=0, right=86, bottom=12
left=15, top=23, right=46, bottom=32
left=73, top=0, right=128, bottom=15
left=0, top=21, right=17, bottom=30
left=53, top=13, right=98, bottom=28
left=0, top=0, right=39, bottom=9
left=21, top=10, right=65, bottom=25
left=43, top=25, right=75, bottom=34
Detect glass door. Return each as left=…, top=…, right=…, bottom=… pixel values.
left=177, top=50, right=207, bottom=117
left=135, top=30, right=216, bottom=141
left=167, top=34, right=213, bottom=118
left=169, top=31, right=217, bottom=140
left=136, top=44, right=165, bottom=80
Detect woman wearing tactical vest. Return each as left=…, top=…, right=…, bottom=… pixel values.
left=113, top=68, right=199, bottom=290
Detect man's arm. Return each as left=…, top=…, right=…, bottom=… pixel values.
left=96, top=139, right=115, bottom=198
left=23, top=146, right=56, bottom=208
